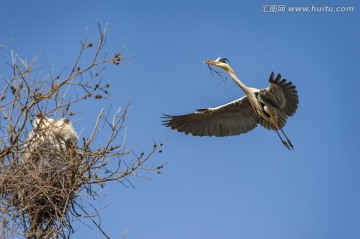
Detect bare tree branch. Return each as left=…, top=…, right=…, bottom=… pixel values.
left=0, top=25, right=165, bottom=238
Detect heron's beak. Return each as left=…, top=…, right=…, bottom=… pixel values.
left=204, top=60, right=217, bottom=65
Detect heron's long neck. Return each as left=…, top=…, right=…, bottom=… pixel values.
left=227, top=68, right=252, bottom=95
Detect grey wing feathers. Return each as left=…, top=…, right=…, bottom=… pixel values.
left=162, top=96, right=258, bottom=137
left=262, top=72, right=299, bottom=117
left=257, top=72, right=299, bottom=130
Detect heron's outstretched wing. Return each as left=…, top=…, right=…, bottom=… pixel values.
left=260, top=72, right=299, bottom=117
left=162, top=96, right=258, bottom=137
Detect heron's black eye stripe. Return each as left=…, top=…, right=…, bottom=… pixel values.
left=219, top=58, right=229, bottom=63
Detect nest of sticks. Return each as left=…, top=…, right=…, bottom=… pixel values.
left=0, top=141, right=81, bottom=237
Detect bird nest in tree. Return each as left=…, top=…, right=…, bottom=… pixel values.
left=0, top=25, right=165, bottom=238
left=0, top=111, right=164, bottom=238
left=0, top=138, right=81, bottom=238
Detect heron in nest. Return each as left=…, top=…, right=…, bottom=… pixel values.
left=24, top=114, right=78, bottom=160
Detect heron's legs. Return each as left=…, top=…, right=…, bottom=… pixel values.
left=276, top=130, right=292, bottom=150
left=280, top=129, right=294, bottom=150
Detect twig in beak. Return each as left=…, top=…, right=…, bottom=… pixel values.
left=207, top=65, right=228, bottom=82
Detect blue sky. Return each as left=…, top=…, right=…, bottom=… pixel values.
left=1, top=0, right=360, bottom=238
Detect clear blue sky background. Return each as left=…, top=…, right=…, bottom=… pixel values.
left=1, top=0, right=360, bottom=238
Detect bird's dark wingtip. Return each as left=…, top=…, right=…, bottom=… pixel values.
left=161, top=114, right=173, bottom=127
left=161, top=114, right=173, bottom=118
left=269, top=71, right=275, bottom=82
left=269, top=72, right=283, bottom=84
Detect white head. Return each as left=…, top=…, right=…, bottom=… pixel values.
left=33, top=114, right=54, bottom=129
left=204, top=57, right=232, bottom=71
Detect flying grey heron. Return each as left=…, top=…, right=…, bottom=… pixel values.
left=162, top=57, right=299, bottom=150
